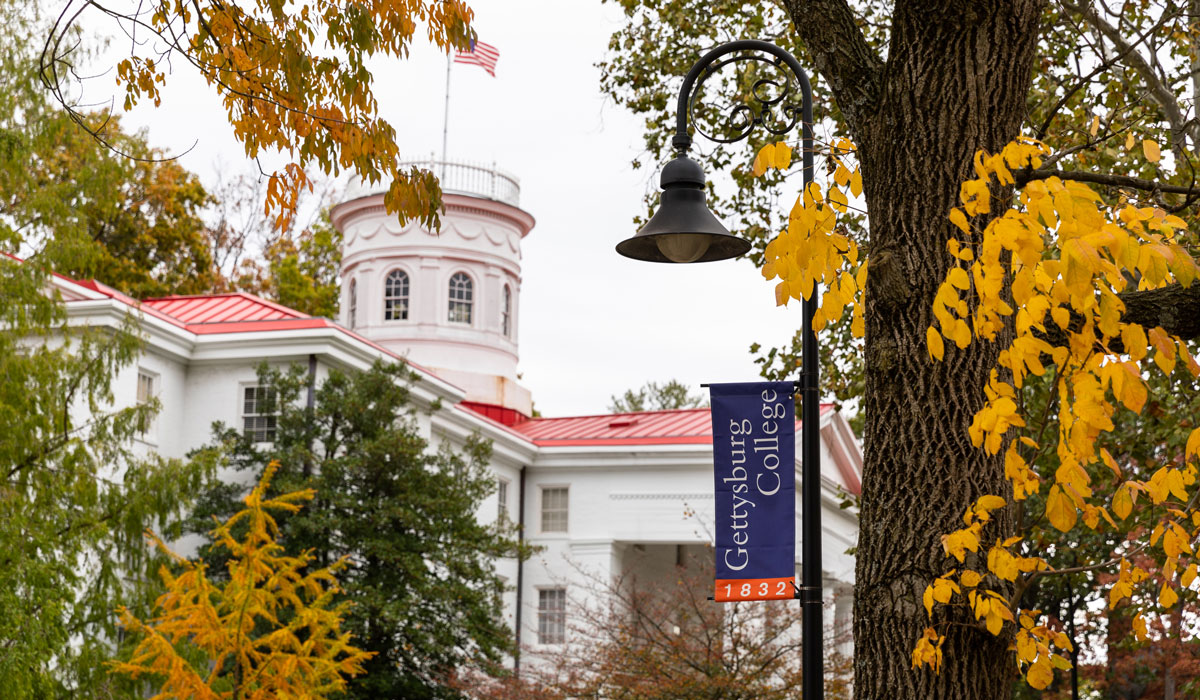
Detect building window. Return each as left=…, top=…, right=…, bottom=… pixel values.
left=538, top=588, right=566, bottom=644
left=348, top=278, right=358, bottom=330
left=384, top=269, right=409, bottom=321
left=448, top=272, right=473, bottom=324
left=136, top=370, right=156, bottom=436
left=497, top=478, right=509, bottom=520
left=501, top=284, right=512, bottom=337
left=541, top=487, right=568, bottom=533
left=242, top=385, right=278, bottom=443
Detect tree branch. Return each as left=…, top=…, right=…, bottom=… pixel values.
left=1119, top=282, right=1200, bottom=342
left=1032, top=282, right=1200, bottom=358
left=1059, top=0, right=1195, bottom=153
left=1016, top=167, right=1200, bottom=197
left=782, top=0, right=884, bottom=141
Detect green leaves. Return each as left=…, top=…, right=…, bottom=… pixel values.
left=191, top=361, right=530, bottom=699
left=92, top=0, right=476, bottom=233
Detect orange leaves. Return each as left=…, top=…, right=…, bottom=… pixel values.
left=109, top=463, right=373, bottom=697
left=115, top=57, right=166, bottom=110
left=113, top=1, right=472, bottom=232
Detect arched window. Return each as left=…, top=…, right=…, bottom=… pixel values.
left=448, top=272, right=473, bottom=324
left=348, top=278, right=357, bottom=330
left=384, top=269, right=409, bottom=321
left=501, top=284, right=512, bottom=337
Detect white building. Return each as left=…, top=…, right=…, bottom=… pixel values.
left=50, top=160, right=861, bottom=664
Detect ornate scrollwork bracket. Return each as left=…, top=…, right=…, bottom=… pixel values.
left=669, top=39, right=815, bottom=185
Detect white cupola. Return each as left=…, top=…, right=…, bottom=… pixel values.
left=331, top=161, right=536, bottom=418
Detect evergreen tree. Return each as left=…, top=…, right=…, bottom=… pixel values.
left=190, top=361, right=530, bottom=699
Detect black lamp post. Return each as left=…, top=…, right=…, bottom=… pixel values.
left=616, top=39, right=824, bottom=700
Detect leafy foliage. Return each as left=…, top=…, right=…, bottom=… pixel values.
left=111, top=462, right=374, bottom=698
left=0, top=11, right=217, bottom=695
left=915, top=135, right=1200, bottom=689
left=0, top=256, right=213, bottom=697
left=188, top=361, right=530, bottom=699
left=608, top=378, right=708, bottom=413
left=232, top=210, right=344, bottom=319
left=1, top=5, right=218, bottom=298
left=605, top=0, right=1200, bottom=694
left=45, top=0, right=477, bottom=232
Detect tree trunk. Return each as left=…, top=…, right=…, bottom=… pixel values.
left=789, top=1, right=1047, bottom=698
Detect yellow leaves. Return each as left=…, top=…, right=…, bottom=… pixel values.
left=968, top=379, right=1025, bottom=454
left=1148, top=326, right=1177, bottom=376
left=949, top=208, right=970, bottom=234
left=828, top=186, right=849, bottom=213
left=941, top=527, right=981, bottom=562
left=970, top=589, right=1015, bottom=635
left=923, top=576, right=961, bottom=616
left=760, top=156, right=865, bottom=334
left=1110, top=559, right=1149, bottom=609
left=849, top=168, right=864, bottom=197
left=1187, top=428, right=1200, bottom=463
left=1112, top=484, right=1134, bottom=520
left=752, top=142, right=793, bottom=176
left=110, top=463, right=373, bottom=697
left=926, top=326, right=945, bottom=361
left=960, top=178, right=992, bottom=216
left=1026, top=657, right=1054, bottom=690
left=1162, top=521, right=1193, bottom=558
left=1005, top=445, right=1041, bottom=501
left=974, top=495, right=1008, bottom=514
left=114, top=0, right=470, bottom=231
left=911, top=627, right=945, bottom=672
left=1182, top=563, right=1198, bottom=589
left=1121, top=325, right=1149, bottom=362
left=987, top=544, right=1021, bottom=581
left=960, top=570, right=983, bottom=588
left=1132, top=614, right=1148, bottom=640
left=1045, top=485, right=1077, bottom=532
left=1143, top=139, right=1162, bottom=163
left=1159, top=583, right=1179, bottom=609
left=1145, top=467, right=1190, bottom=505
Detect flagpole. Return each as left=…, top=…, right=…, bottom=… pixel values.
left=441, top=52, right=451, bottom=179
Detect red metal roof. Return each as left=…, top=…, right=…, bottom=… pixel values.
left=510, top=405, right=834, bottom=447
left=143, top=293, right=308, bottom=324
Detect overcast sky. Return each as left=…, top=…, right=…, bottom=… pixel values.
left=82, top=0, right=804, bottom=417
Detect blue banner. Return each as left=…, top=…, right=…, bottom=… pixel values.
left=709, top=381, right=796, bottom=602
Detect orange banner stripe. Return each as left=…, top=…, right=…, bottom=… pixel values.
left=714, top=577, right=796, bottom=602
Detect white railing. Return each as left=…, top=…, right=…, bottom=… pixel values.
left=400, top=159, right=521, bottom=208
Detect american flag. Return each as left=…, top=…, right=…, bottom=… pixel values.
left=454, top=39, right=499, bottom=77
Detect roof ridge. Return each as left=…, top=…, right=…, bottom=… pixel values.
left=522, top=406, right=712, bottom=422
left=144, top=291, right=312, bottom=319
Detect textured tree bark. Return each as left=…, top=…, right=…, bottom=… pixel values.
left=787, top=1, right=1048, bottom=698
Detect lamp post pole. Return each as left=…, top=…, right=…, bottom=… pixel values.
left=615, top=39, right=822, bottom=700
